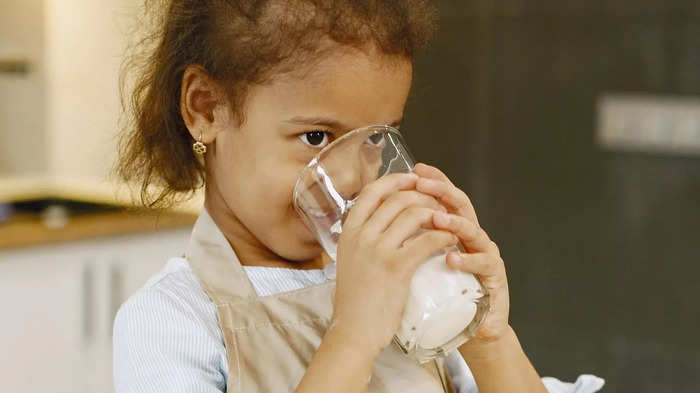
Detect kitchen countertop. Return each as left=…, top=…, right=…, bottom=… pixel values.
left=0, top=209, right=197, bottom=250
left=0, top=175, right=202, bottom=250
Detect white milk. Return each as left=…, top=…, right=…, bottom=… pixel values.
left=396, top=248, right=485, bottom=352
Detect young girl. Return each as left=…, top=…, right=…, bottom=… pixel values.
left=113, top=1, right=604, bottom=392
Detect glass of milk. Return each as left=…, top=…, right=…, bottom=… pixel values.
left=293, top=125, right=490, bottom=363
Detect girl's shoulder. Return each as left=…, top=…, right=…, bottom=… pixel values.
left=113, top=257, right=228, bottom=392
left=113, top=256, right=223, bottom=344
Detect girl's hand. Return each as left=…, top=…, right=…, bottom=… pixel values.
left=413, top=163, right=511, bottom=344
left=332, top=172, right=459, bottom=354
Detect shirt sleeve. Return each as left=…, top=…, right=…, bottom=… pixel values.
left=113, top=286, right=228, bottom=393
left=445, top=351, right=605, bottom=393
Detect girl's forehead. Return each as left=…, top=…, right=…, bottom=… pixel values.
left=267, top=51, right=412, bottom=101
left=255, top=55, right=412, bottom=127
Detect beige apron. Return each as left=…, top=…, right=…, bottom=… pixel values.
left=186, top=208, right=456, bottom=393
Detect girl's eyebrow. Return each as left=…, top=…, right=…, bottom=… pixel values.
left=284, top=116, right=403, bottom=129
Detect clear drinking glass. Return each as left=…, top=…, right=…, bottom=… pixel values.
left=293, top=125, right=490, bottom=363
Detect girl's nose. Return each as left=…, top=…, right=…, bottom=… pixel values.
left=328, top=156, right=364, bottom=202
left=319, top=132, right=385, bottom=205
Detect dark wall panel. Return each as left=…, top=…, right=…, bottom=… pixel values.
left=405, top=2, right=700, bottom=391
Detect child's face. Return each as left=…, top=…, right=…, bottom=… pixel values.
left=205, top=49, right=413, bottom=264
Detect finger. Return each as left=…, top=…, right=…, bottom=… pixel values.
left=399, top=230, right=459, bottom=273
left=364, top=190, right=445, bottom=234
left=344, top=173, right=418, bottom=230
left=381, top=206, right=440, bottom=249
left=413, top=163, right=454, bottom=186
left=445, top=251, right=503, bottom=277
left=433, top=212, right=494, bottom=253
left=416, top=177, right=479, bottom=227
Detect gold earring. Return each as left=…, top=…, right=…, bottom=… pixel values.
left=192, top=133, right=207, bottom=155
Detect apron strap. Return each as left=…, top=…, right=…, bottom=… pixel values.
left=186, top=207, right=258, bottom=303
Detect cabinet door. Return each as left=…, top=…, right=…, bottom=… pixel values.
left=84, top=228, right=192, bottom=393
left=0, top=243, right=95, bottom=393
left=0, top=228, right=192, bottom=393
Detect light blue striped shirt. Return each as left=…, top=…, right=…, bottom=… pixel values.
left=113, top=257, right=604, bottom=393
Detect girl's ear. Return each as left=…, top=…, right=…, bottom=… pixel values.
left=180, top=65, right=231, bottom=144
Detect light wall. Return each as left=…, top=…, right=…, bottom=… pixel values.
left=45, top=0, right=138, bottom=181
left=1, top=0, right=202, bottom=212
left=0, top=0, right=46, bottom=175
left=1, top=0, right=140, bottom=180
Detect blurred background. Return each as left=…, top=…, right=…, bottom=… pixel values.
left=408, top=1, right=700, bottom=392
left=1, top=0, right=698, bottom=392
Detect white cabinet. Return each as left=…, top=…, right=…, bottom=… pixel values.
left=0, top=228, right=192, bottom=393
left=0, top=243, right=84, bottom=393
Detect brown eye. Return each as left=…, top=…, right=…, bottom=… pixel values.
left=299, top=131, right=330, bottom=147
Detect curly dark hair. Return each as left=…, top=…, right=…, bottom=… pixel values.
left=116, top=0, right=437, bottom=209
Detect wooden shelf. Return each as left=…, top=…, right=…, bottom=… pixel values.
left=0, top=175, right=202, bottom=250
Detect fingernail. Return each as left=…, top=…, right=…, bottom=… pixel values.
left=446, top=252, right=462, bottom=265
left=434, top=211, right=450, bottom=226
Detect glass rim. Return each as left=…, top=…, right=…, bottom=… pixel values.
left=292, top=124, right=403, bottom=210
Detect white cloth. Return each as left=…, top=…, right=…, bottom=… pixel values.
left=113, top=257, right=604, bottom=393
